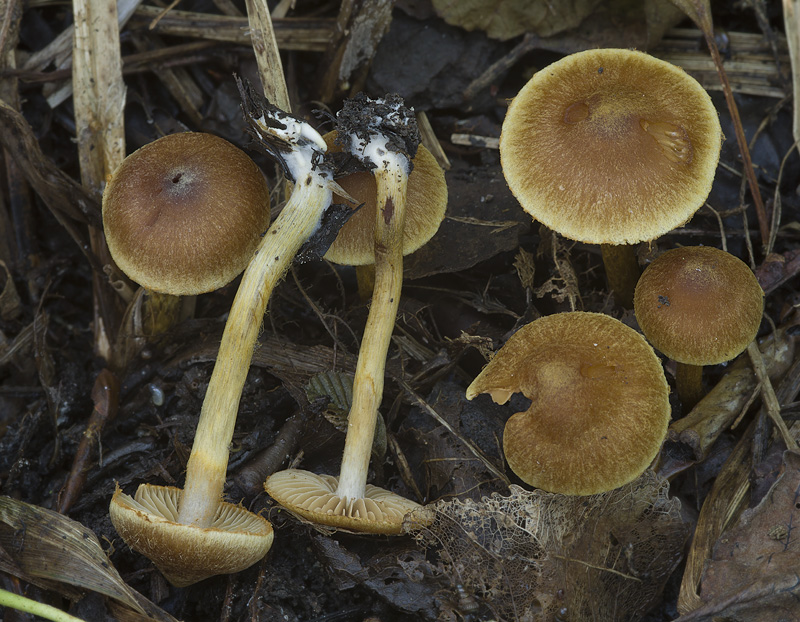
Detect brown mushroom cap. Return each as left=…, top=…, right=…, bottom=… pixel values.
left=264, top=470, right=423, bottom=535
left=103, top=132, right=271, bottom=295
left=500, top=48, right=722, bottom=245
left=466, top=312, right=670, bottom=495
left=321, top=131, right=448, bottom=266
left=633, top=246, right=764, bottom=366
left=110, top=484, right=274, bottom=587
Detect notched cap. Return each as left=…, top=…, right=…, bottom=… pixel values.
left=264, top=469, right=425, bottom=535
left=467, top=312, right=670, bottom=496
left=634, top=246, right=764, bottom=365
left=109, top=484, right=274, bottom=586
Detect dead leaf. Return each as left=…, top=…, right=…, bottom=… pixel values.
left=404, top=164, right=529, bottom=280
left=686, top=450, right=800, bottom=621
left=432, top=0, right=602, bottom=41
left=403, top=382, right=507, bottom=500
left=0, top=497, right=177, bottom=622
left=313, top=536, right=441, bottom=618
left=407, top=471, right=689, bottom=621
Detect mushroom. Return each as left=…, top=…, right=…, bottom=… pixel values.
left=264, top=94, right=443, bottom=534
left=500, top=48, right=722, bottom=306
left=466, top=312, right=670, bottom=495
left=103, top=132, right=271, bottom=339
left=103, top=131, right=271, bottom=295
left=321, top=130, right=447, bottom=296
left=633, top=245, right=764, bottom=409
left=110, top=93, right=340, bottom=584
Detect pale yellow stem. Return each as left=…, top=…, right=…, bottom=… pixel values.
left=178, top=172, right=332, bottom=526
left=336, top=161, right=408, bottom=500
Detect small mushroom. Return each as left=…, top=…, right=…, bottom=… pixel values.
left=320, top=129, right=447, bottom=298
left=500, top=48, right=722, bottom=306
left=265, top=94, right=444, bottom=534
left=322, top=130, right=447, bottom=266
left=633, top=245, right=764, bottom=409
left=110, top=94, right=340, bottom=584
left=466, top=312, right=671, bottom=495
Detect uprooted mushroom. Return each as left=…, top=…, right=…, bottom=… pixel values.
left=265, top=94, right=443, bottom=534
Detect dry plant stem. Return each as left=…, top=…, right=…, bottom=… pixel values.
left=132, top=6, right=333, bottom=52
left=675, top=0, right=769, bottom=247
left=747, top=340, right=799, bottom=450
left=666, top=328, right=795, bottom=466
left=704, top=36, right=768, bottom=247
left=784, top=0, right=800, bottom=143
left=234, top=413, right=305, bottom=495
left=676, top=362, right=704, bottom=411
left=58, top=368, right=118, bottom=514
left=72, top=0, right=126, bottom=361
left=317, top=0, right=394, bottom=103
left=336, top=159, right=407, bottom=500
left=245, top=0, right=290, bottom=111
left=177, top=172, right=331, bottom=526
left=600, top=244, right=639, bottom=308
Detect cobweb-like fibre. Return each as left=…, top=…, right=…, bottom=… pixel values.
left=405, top=470, right=688, bottom=621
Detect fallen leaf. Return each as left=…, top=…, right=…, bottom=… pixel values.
left=0, top=497, right=176, bottom=622
left=432, top=0, right=602, bottom=41
left=687, top=450, right=800, bottom=621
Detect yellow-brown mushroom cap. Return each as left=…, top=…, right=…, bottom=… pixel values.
left=321, top=131, right=448, bottom=266
left=109, top=484, right=274, bottom=586
left=633, top=246, right=764, bottom=366
left=103, top=132, right=271, bottom=295
left=264, top=469, right=425, bottom=535
left=466, top=312, right=670, bottom=496
left=500, top=48, right=722, bottom=245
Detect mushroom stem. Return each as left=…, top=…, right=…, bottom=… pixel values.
left=177, top=111, right=334, bottom=527
left=178, top=172, right=332, bottom=526
left=336, top=157, right=408, bottom=501
left=675, top=362, right=704, bottom=411
left=140, top=290, right=183, bottom=336
left=600, top=244, right=640, bottom=308
left=355, top=264, right=376, bottom=301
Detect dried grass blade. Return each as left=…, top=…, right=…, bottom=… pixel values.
left=72, top=0, right=127, bottom=360
left=245, top=0, right=290, bottom=110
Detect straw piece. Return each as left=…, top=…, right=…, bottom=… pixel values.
left=783, top=0, right=800, bottom=140
left=72, top=0, right=127, bottom=361
left=245, top=0, right=291, bottom=111
left=132, top=6, right=334, bottom=51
